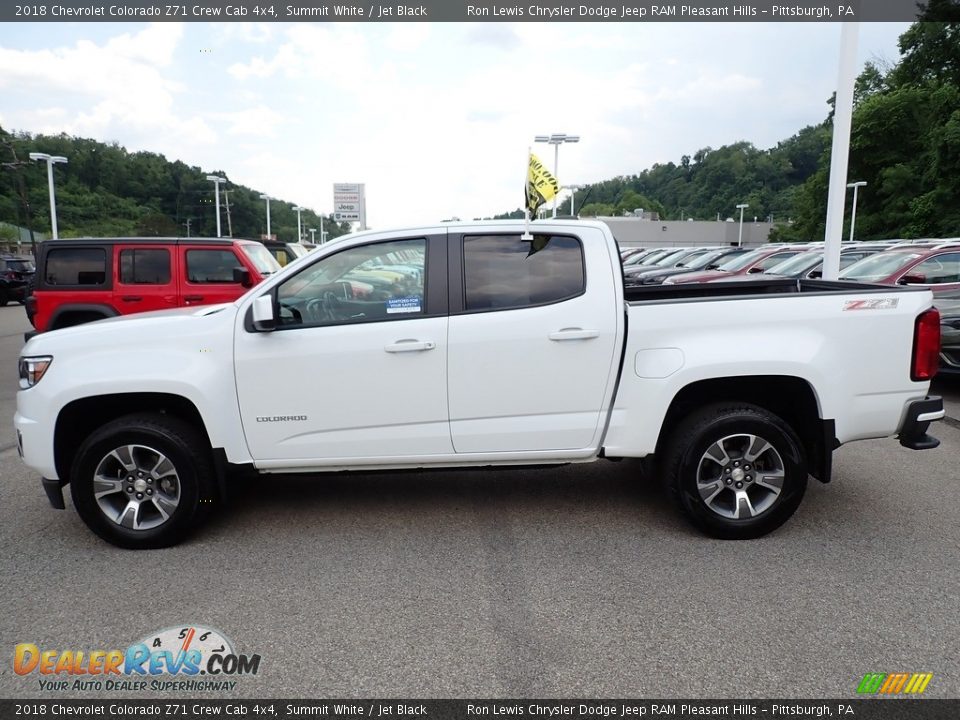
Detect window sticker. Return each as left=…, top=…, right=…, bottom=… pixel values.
left=386, top=296, right=422, bottom=314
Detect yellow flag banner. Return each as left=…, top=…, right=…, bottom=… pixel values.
left=525, top=152, right=560, bottom=217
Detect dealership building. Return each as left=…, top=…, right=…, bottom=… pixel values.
left=596, top=215, right=777, bottom=249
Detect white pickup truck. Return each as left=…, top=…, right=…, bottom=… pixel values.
left=15, top=220, right=945, bottom=548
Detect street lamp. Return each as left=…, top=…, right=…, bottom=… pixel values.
left=206, top=175, right=226, bottom=237
left=259, top=194, right=274, bottom=238
left=846, top=181, right=867, bottom=242
left=736, top=203, right=749, bottom=246
left=534, top=133, right=580, bottom=218
left=29, top=152, right=68, bottom=239
left=308, top=228, right=316, bottom=244
left=292, top=205, right=305, bottom=244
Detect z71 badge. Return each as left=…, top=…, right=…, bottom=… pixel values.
left=843, top=298, right=899, bottom=311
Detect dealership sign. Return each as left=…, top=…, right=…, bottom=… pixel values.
left=334, top=183, right=366, bottom=226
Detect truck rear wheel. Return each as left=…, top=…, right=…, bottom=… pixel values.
left=662, top=403, right=807, bottom=539
left=69, top=413, right=215, bottom=549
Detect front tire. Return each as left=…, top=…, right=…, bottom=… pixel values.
left=662, top=403, right=807, bottom=539
left=70, top=413, right=216, bottom=549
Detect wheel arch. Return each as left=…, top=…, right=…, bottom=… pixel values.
left=48, top=303, right=119, bottom=330
left=655, top=375, right=837, bottom=483
left=54, top=393, right=221, bottom=494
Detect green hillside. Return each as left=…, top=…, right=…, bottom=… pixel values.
left=0, top=130, right=350, bottom=244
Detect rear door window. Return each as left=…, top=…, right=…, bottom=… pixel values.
left=119, top=249, right=171, bottom=284
left=186, top=249, right=243, bottom=284
left=44, top=248, right=107, bottom=286
left=462, top=234, right=585, bottom=311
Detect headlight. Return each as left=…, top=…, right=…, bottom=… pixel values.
left=18, top=356, right=53, bottom=389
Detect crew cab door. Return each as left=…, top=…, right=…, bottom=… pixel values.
left=234, top=234, right=451, bottom=462
left=446, top=230, right=621, bottom=453
left=179, top=244, right=250, bottom=307
left=114, top=245, right=178, bottom=312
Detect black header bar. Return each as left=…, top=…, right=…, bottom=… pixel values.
left=1, top=700, right=958, bottom=720
left=0, top=0, right=927, bottom=23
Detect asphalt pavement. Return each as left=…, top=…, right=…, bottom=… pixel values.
left=1, top=304, right=958, bottom=699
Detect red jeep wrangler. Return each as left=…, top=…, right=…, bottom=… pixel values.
left=26, top=237, right=280, bottom=333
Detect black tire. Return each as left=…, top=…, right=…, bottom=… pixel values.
left=0, top=287, right=8, bottom=306
left=661, top=403, right=807, bottom=539
left=70, top=413, right=216, bottom=549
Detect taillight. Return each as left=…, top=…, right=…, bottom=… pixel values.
left=911, top=308, right=940, bottom=381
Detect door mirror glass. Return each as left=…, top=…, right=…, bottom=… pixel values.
left=252, top=294, right=276, bottom=331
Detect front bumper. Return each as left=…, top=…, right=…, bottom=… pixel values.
left=898, top=396, right=944, bottom=450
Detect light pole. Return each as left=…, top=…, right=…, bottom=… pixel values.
left=567, top=184, right=585, bottom=216
left=534, top=133, right=580, bottom=217
left=292, top=205, right=305, bottom=244
left=736, top=203, right=749, bottom=247
left=259, top=194, right=273, bottom=238
left=29, top=152, right=68, bottom=239
left=320, top=216, right=326, bottom=243
left=206, top=175, right=225, bottom=237
left=309, top=228, right=316, bottom=244
left=846, top=181, right=867, bottom=242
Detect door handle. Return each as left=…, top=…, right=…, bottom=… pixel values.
left=548, top=328, right=600, bottom=341
left=385, top=340, right=436, bottom=353
left=121, top=296, right=142, bottom=302
left=184, top=295, right=204, bottom=303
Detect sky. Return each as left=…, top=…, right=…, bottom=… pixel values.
left=0, top=21, right=911, bottom=228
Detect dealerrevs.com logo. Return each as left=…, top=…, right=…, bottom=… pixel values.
left=14, top=625, right=261, bottom=693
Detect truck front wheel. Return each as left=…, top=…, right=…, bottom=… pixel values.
left=662, top=403, right=807, bottom=539
left=69, top=413, right=215, bottom=549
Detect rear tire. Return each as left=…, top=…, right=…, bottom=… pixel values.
left=662, top=403, right=807, bottom=539
left=70, top=413, right=216, bottom=549
left=0, top=288, right=8, bottom=306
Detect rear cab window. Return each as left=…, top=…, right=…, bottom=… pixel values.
left=462, top=234, right=585, bottom=311
left=43, top=248, right=107, bottom=286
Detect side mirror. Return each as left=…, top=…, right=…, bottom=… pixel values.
left=808, top=270, right=823, bottom=279
left=899, top=273, right=927, bottom=285
left=747, top=267, right=763, bottom=274
left=706, top=263, right=720, bottom=270
left=233, top=267, right=252, bottom=287
left=252, top=294, right=276, bottom=332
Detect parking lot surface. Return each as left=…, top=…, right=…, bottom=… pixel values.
left=1, top=304, right=958, bottom=698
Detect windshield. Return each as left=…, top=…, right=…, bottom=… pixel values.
left=685, top=249, right=739, bottom=271
left=625, top=249, right=668, bottom=266
left=7, top=259, right=36, bottom=273
left=840, top=252, right=922, bottom=281
left=674, top=249, right=712, bottom=267
left=654, top=249, right=692, bottom=267
left=716, top=249, right=769, bottom=272
left=765, top=252, right=822, bottom=276
left=240, top=243, right=282, bottom=275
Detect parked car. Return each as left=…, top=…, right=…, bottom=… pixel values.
left=0, top=255, right=36, bottom=306
left=262, top=241, right=310, bottom=267
left=623, top=247, right=675, bottom=268
left=717, top=247, right=888, bottom=283
left=624, top=247, right=716, bottom=277
left=839, top=242, right=960, bottom=296
left=26, top=237, right=281, bottom=334
left=624, top=247, right=751, bottom=285
left=15, top=220, right=943, bottom=548
left=664, top=245, right=813, bottom=284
